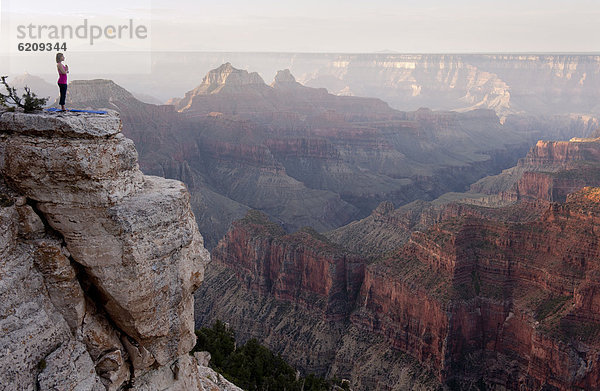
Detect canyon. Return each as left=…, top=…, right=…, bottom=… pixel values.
left=196, top=135, right=600, bottom=390
left=60, top=63, right=598, bottom=250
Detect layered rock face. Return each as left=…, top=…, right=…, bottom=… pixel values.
left=0, top=110, right=235, bottom=390
left=329, top=169, right=600, bottom=389
left=325, top=200, right=433, bottom=257
left=199, top=191, right=600, bottom=390
left=353, top=197, right=600, bottom=389
left=300, top=54, right=600, bottom=118
left=212, top=211, right=365, bottom=320
left=472, top=137, right=600, bottom=202
left=196, top=212, right=440, bottom=389
left=305, top=55, right=514, bottom=117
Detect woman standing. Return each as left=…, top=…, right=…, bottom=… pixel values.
left=56, top=52, right=69, bottom=111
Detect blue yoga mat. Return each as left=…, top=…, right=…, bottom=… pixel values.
left=46, top=108, right=107, bottom=114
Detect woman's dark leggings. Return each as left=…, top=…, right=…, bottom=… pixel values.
left=58, top=83, right=67, bottom=106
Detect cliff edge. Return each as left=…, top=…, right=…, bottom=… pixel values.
left=0, top=110, right=236, bottom=390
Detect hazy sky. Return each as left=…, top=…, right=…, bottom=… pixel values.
left=5, top=0, right=600, bottom=53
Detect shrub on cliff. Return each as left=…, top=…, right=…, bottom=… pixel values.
left=193, top=321, right=349, bottom=391
left=194, top=319, right=235, bottom=370
left=0, top=76, right=48, bottom=113
left=223, top=338, right=298, bottom=390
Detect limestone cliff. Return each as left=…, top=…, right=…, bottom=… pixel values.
left=0, top=110, right=237, bottom=390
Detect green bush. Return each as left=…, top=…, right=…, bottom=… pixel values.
left=192, top=321, right=349, bottom=391
left=194, top=320, right=236, bottom=370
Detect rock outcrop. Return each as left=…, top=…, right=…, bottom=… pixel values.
left=270, top=69, right=299, bottom=88
left=168, top=62, right=273, bottom=113
left=174, top=62, right=267, bottom=101
left=0, top=110, right=234, bottom=390
left=471, top=137, right=600, bottom=202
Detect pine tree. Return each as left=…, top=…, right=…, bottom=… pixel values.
left=0, top=76, right=48, bottom=113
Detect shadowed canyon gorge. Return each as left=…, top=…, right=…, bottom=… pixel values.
left=196, top=136, right=600, bottom=390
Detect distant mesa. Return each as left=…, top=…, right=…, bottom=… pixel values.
left=169, top=63, right=271, bottom=112
left=187, top=62, right=266, bottom=95
left=168, top=63, right=392, bottom=117
left=11, top=73, right=56, bottom=100
left=51, top=79, right=146, bottom=111
left=273, top=69, right=296, bottom=83
left=200, top=62, right=265, bottom=91
left=271, top=69, right=301, bottom=88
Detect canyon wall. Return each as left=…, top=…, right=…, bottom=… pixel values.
left=0, top=110, right=239, bottom=390
left=472, top=138, right=600, bottom=202
left=211, top=210, right=366, bottom=320
left=353, top=197, right=600, bottom=389
left=301, top=54, right=600, bottom=118
left=197, top=188, right=600, bottom=390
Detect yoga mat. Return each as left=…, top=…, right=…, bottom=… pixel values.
left=45, top=108, right=107, bottom=114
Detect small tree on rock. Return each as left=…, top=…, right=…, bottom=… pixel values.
left=0, top=76, right=48, bottom=113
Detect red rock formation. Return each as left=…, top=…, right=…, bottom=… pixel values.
left=351, top=191, right=600, bottom=389
left=212, top=211, right=366, bottom=320
left=514, top=140, right=600, bottom=201
left=473, top=138, right=600, bottom=202
left=520, top=140, right=600, bottom=167
left=212, top=189, right=600, bottom=390
left=352, top=263, right=450, bottom=368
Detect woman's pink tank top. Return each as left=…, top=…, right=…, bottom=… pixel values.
left=58, top=64, right=67, bottom=84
